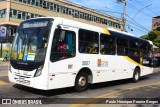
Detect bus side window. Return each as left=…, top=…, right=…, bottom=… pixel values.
left=79, top=29, right=99, bottom=54
left=129, top=41, right=139, bottom=57
left=117, top=38, right=128, bottom=56
left=50, top=29, right=76, bottom=62
left=139, top=43, right=150, bottom=58
left=100, top=34, right=116, bottom=55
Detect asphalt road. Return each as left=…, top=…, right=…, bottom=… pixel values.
left=0, top=66, right=8, bottom=70
left=0, top=66, right=160, bottom=107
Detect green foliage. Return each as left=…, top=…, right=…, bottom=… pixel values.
left=148, top=30, right=158, bottom=40
left=140, top=27, right=160, bottom=48
left=156, top=25, right=160, bottom=31
left=140, top=34, right=149, bottom=39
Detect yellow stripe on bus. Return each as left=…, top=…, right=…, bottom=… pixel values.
left=102, top=28, right=110, bottom=35
left=123, top=56, right=148, bottom=68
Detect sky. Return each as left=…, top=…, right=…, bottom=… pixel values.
left=67, top=0, right=160, bottom=37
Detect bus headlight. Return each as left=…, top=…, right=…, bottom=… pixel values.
left=35, top=68, right=42, bottom=77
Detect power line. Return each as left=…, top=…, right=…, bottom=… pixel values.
left=126, top=17, right=148, bottom=30
left=126, top=19, right=147, bottom=31
left=126, top=14, right=150, bottom=32
left=134, top=0, right=158, bottom=16
left=126, top=24, right=148, bottom=33
left=126, top=22, right=148, bottom=33
left=127, top=1, right=153, bottom=18
left=93, top=9, right=122, bottom=18
left=126, top=20, right=148, bottom=33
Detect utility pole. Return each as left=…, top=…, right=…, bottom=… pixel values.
left=117, top=0, right=126, bottom=31
left=123, top=0, right=126, bottom=31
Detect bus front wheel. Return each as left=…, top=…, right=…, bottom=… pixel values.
left=132, top=68, right=140, bottom=82
left=75, top=72, right=88, bottom=92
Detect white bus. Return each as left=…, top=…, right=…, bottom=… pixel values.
left=9, top=17, right=153, bottom=92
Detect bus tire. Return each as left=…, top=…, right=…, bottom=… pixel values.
left=75, top=72, right=88, bottom=92
left=132, top=68, right=140, bottom=83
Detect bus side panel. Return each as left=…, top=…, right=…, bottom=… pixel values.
left=140, top=67, right=153, bottom=76
left=91, top=55, right=118, bottom=83
left=48, top=58, right=78, bottom=89
left=116, top=56, right=134, bottom=79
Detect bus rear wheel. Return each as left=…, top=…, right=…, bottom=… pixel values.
left=75, top=72, right=88, bottom=92
left=132, top=68, right=140, bottom=82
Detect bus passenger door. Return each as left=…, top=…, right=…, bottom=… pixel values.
left=49, top=25, right=78, bottom=89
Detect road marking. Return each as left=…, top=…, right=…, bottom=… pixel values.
left=0, top=81, right=13, bottom=86
left=0, top=74, right=8, bottom=77
left=0, top=81, right=8, bottom=86
left=70, top=82, right=160, bottom=107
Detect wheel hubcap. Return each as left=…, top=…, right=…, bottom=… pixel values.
left=135, top=72, right=139, bottom=80
left=78, top=76, right=86, bottom=87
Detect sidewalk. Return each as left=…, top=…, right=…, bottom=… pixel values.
left=153, top=67, right=160, bottom=73
left=0, top=61, right=9, bottom=67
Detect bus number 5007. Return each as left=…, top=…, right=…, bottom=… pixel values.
left=82, top=61, right=90, bottom=66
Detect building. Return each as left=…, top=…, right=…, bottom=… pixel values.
left=152, top=16, right=160, bottom=66
left=152, top=16, right=160, bottom=30
left=0, top=0, right=123, bottom=43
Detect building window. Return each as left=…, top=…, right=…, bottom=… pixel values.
left=49, top=3, right=53, bottom=10
left=27, top=0, right=31, bottom=4
left=0, top=9, right=6, bottom=18
left=31, top=0, right=35, bottom=6
left=104, top=19, right=108, bottom=25
left=35, top=0, right=39, bottom=7
left=67, top=8, right=72, bottom=15
left=79, top=12, right=83, bottom=18
left=53, top=4, right=57, bottom=12
left=93, top=16, right=97, bottom=22
left=23, top=0, right=27, bottom=3
left=14, top=0, right=122, bottom=30
left=17, top=10, right=22, bottom=19
left=10, top=9, right=42, bottom=20
left=22, top=11, right=26, bottom=20
left=79, top=29, right=99, bottom=54
left=108, top=21, right=112, bottom=26
left=13, top=10, right=17, bottom=19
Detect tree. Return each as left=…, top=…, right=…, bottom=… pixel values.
left=156, top=25, right=160, bottom=31
left=148, top=30, right=158, bottom=40
left=140, top=34, right=149, bottom=39
left=140, top=28, right=160, bottom=48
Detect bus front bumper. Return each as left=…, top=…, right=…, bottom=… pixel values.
left=8, top=71, right=48, bottom=90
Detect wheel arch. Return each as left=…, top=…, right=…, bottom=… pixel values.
left=135, top=66, right=141, bottom=76
left=75, top=67, right=93, bottom=84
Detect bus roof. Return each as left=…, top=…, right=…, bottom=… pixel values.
left=26, top=17, right=151, bottom=44
left=108, top=28, right=150, bottom=44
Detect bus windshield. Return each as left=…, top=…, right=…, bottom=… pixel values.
left=10, top=18, right=52, bottom=63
